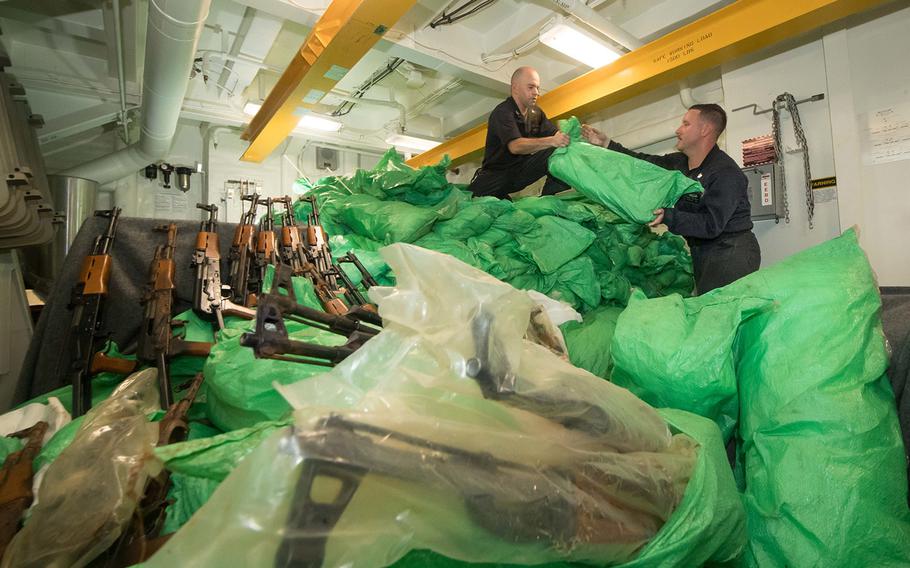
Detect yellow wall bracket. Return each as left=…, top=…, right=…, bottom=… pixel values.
left=241, top=0, right=418, bottom=163
left=407, top=0, right=890, bottom=168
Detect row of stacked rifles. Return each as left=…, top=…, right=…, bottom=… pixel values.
left=68, top=194, right=383, bottom=418
left=0, top=196, right=384, bottom=564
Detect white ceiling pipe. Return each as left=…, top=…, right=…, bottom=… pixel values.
left=60, top=0, right=212, bottom=185
left=329, top=93, right=407, bottom=130
left=551, top=0, right=643, bottom=51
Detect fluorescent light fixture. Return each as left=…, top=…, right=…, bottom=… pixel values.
left=298, top=114, right=343, bottom=132
left=246, top=103, right=342, bottom=132
left=539, top=19, right=622, bottom=68
left=385, top=132, right=441, bottom=153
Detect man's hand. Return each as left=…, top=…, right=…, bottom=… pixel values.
left=550, top=132, right=570, bottom=148
left=648, top=208, right=665, bottom=227
left=581, top=124, right=609, bottom=147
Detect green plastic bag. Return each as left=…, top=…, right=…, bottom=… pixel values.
left=515, top=216, right=595, bottom=274
left=548, top=117, right=702, bottom=224
left=549, top=255, right=600, bottom=311
left=334, top=194, right=439, bottom=244
left=155, top=418, right=290, bottom=482
left=203, top=323, right=345, bottom=432
left=560, top=305, right=624, bottom=380
left=611, top=290, right=770, bottom=441
left=724, top=229, right=910, bottom=566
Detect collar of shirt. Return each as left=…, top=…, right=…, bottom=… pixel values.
left=686, top=144, right=721, bottom=179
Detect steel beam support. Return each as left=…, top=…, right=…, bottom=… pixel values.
left=240, top=0, right=419, bottom=163
left=407, top=0, right=892, bottom=168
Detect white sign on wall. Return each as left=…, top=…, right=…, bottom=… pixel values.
left=862, top=101, right=910, bottom=165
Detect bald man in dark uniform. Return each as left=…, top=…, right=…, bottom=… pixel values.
left=468, top=66, right=571, bottom=199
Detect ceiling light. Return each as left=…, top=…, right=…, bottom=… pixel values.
left=298, top=114, right=343, bottom=132
left=385, top=132, right=441, bottom=153
left=538, top=19, right=622, bottom=68
left=243, top=102, right=262, bottom=115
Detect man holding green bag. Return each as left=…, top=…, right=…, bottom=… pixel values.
left=469, top=66, right=571, bottom=199
left=582, top=104, right=760, bottom=294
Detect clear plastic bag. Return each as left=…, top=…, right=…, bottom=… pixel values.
left=146, top=244, right=702, bottom=567
left=2, top=369, right=160, bottom=568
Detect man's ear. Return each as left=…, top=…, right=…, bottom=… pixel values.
left=699, top=120, right=712, bottom=138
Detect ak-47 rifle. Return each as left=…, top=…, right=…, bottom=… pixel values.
left=66, top=208, right=121, bottom=417
left=275, top=309, right=679, bottom=567
left=325, top=261, right=372, bottom=308
left=227, top=194, right=260, bottom=307
left=275, top=196, right=349, bottom=315
left=332, top=251, right=380, bottom=309
left=136, top=224, right=211, bottom=408
left=337, top=251, right=378, bottom=288
left=104, top=373, right=205, bottom=567
left=239, top=264, right=381, bottom=365
left=276, top=195, right=305, bottom=275
left=0, top=421, right=48, bottom=560
left=191, top=203, right=254, bottom=330
left=252, top=197, right=279, bottom=291
left=301, top=195, right=337, bottom=289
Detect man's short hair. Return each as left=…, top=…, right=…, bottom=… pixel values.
left=510, top=66, right=535, bottom=87
left=689, top=103, right=727, bottom=136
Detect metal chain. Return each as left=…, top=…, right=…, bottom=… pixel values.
left=771, top=98, right=790, bottom=223
left=771, top=92, right=814, bottom=228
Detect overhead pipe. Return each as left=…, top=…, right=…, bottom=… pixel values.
left=329, top=93, right=407, bottom=131
left=61, top=0, right=212, bottom=186
left=551, top=0, right=643, bottom=51
left=112, top=0, right=130, bottom=144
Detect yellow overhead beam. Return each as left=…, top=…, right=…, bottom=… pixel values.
left=407, top=0, right=890, bottom=168
left=241, top=0, right=418, bottom=163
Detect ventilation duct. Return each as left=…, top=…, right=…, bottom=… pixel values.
left=60, top=0, right=212, bottom=186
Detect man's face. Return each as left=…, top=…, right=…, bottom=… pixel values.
left=513, top=70, right=541, bottom=110
left=675, top=109, right=707, bottom=152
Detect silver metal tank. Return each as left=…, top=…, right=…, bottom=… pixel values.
left=47, top=175, right=98, bottom=277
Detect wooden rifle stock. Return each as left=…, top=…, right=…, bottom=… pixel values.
left=90, top=352, right=137, bottom=375
left=0, top=421, right=48, bottom=559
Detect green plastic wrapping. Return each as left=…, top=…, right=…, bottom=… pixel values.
left=560, top=305, right=624, bottom=380
left=160, top=475, right=220, bottom=537
left=549, top=255, right=600, bottom=311
left=515, top=215, right=596, bottom=274
left=156, top=418, right=292, bottom=536
left=0, top=437, right=23, bottom=464
left=333, top=193, right=439, bottom=244
left=724, top=229, right=910, bottom=566
left=202, top=268, right=348, bottom=431
left=548, top=117, right=703, bottom=224
left=611, top=289, right=770, bottom=441
left=203, top=322, right=344, bottom=431
left=155, top=418, right=290, bottom=482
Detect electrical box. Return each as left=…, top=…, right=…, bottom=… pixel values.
left=743, top=162, right=785, bottom=222
left=315, top=146, right=339, bottom=171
